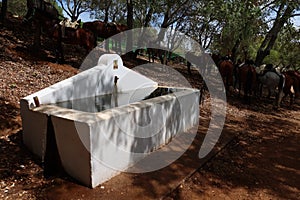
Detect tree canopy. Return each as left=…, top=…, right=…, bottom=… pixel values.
left=2, top=0, right=300, bottom=68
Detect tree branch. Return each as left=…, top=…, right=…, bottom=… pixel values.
left=290, top=13, right=300, bottom=17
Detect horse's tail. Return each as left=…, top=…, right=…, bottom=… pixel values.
left=292, top=75, right=300, bottom=99
left=278, top=74, right=285, bottom=91
left=274, top=74, right=285, bottom=108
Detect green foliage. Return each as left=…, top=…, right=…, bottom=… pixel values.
left=276, top=24, right=300, bottom=68
left=4, top=0, right=63, bottom=18
left=52, top=1, right=64, bottom=19
left=4, top=0, right=296, bottom=67
left=91, top=0, right=127, bottom=23
left=7, top=0, right=27, bottom=17
left=263, top=50, right=280, bottom=65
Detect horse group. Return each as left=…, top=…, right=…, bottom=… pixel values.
left=24, top=0, right=128, bottom=62
left=210, top=53, right=299, bottom=107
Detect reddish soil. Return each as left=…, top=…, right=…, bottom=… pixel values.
left=0, top=16, right=299, bottom=200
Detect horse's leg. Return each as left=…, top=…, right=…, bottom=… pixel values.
left=245, top=68, right=253, bottom=104
left=245, top=84, right=250, bottom=104
left=233, top=67, right=237, bottom=89
left=267, top=87, right=271, bottom=99
left=238, top=78, right=242, bottom=97
left=293, top=79, right=300, bottom=105
left=233, top=75, right=237, bottom=89
left=226, top=73, right=230, bottom=92
left=258, top=82, right=263, bottom=98
left=152, top=51, right=156, bottom=63
left=280, top=92, right=287, bottom=106
left=228, top=69, right=234, bottom=92
left=148, top=49, right=153, bottom=62
left=289, top=92, right=294, bottom=107
left=55, top=42, right=64, bottom=63
left=234, top=69, right=237, bottom=89
left=55, top=33, right=64, bottom=63
left=274, top=88, right=284, bottom=109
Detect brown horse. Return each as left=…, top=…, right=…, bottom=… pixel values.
left=237, top=62, right=257, bottom=103
left=211, top=53, right=221, bottom=66
left=116, top=24, right=129, bottom=33
left=82, top=21, right=127, bottom=39
left=218, top=60, right=234, bottom=89
left=42, top=20, right=96, bottom=62
left=83, top=21, right=128, bottom=52
left=276, top=70, right=300, bottom=107
left=60, top=27, right=96, bottom=53
left=24, top=0, right=96, bottom=62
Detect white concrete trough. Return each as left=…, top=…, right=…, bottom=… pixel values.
left=20, top=54, right=199, bottom=188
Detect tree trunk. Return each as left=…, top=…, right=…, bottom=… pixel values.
left=104, top=7, right=109, bottom=23
left=71, top=15, right=77, bottom=22
left=144, top=7, right=153, bottom=27
left=1, top=0, right=8, bottom=24
left=231, top=37, right=240, bottom=63
left=255, top=3, right=294, bottom=66
left=134, top=7, right=153, bottom=58
left=157, top=11, right=169, bottom=42
left=33, top=21, right=41, bottom=48
left=126, top=0, right=133, bottom=56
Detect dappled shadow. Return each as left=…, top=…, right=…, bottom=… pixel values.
left=0, top=130, right=44, bottom=191
left=1, top=16, right=89, bottom=66
left=0, top=128, right=84, bottom=199
left=3, top=15, right=299, bottom=198
left=0, top=98, right=20, bottom=137
left=169, top=97, right=300, bottom=199
left=39, top=106, right=236, bottom=200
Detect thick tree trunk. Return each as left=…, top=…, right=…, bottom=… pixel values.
left=157, top=12, right=169, bottom=42
left=134, top=7, right=153, bottom=58
left=33, top=21, right=41, bottom=48
left=255, top=3, right=294, bottom=66
left=231, top=37, right=240, bottom=63
left=126, top=0, right=133, bottom=56
left=104, top=8, right=109, bottom=23
left=1, top=0, right=8, bottom=24
left=71, top=15, right=77, bottom=22
left=104, top=0, right=112, bottom=23
left=144, top=7, right=153, bottom=27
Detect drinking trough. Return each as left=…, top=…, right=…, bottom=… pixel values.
left=20, top=54, right=199, bottom=188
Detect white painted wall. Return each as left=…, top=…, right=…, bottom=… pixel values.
left=20, top=54, right=199, bottom=188
left=51, top=89, right=199, bottom=188
left=21, top=54, right=158, bottom=160
left=22, top=54, right=157, bottom=107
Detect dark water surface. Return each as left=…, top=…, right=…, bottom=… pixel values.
left=52, top=87, right=186, bottom=113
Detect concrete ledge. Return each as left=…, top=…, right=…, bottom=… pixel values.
left=20, top=54, right=200, bottom=188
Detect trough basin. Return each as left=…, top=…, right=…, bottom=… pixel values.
left=20, top=54, right=199, bottom=188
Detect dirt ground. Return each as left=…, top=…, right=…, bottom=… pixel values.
left=0, top=16, right=299, bottom=200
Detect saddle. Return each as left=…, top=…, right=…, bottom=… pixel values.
left=59, top=18, right=80, bottom=38
left=107, top=22, right=117, bottom=27
left=106, top=22, right=118, bottom=32
left=261, top=67, right=281, bottom=77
